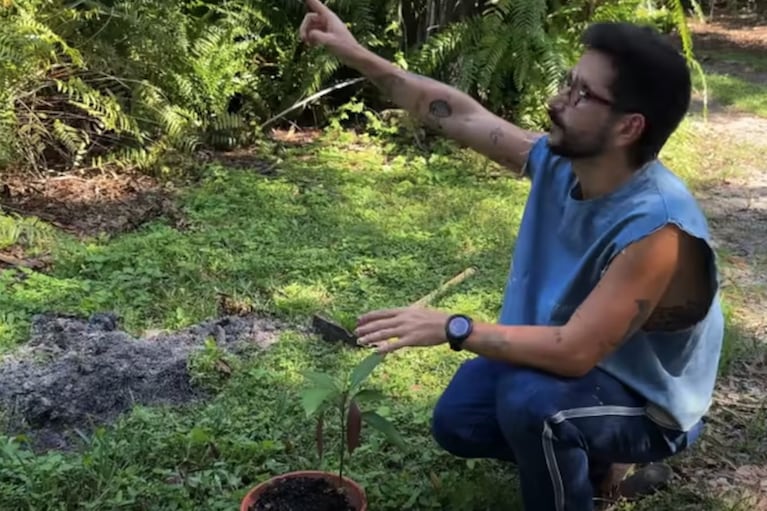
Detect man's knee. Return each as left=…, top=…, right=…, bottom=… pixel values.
left=495, top=368, right=567, bottom=437
left=431, top=392, right=464, bottom=455
left=430, top=357, right=504, bottom=458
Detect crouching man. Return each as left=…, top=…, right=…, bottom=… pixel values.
left=300, top=2, right=724, bottom=509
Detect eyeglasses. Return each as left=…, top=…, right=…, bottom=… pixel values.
left=558, top=72, right=614, bottom=107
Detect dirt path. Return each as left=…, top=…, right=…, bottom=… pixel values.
left=667, top=16, right=767, bottom=509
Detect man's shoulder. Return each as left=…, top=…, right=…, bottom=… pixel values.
left=523, top=135, right=571, bottom=183
left=642, top=161, right=708, bottom=223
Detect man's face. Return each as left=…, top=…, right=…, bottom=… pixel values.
left=546, top=50, right=619, bottom=159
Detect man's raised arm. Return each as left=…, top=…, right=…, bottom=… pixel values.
left=300, top=0, right=542, bottom=173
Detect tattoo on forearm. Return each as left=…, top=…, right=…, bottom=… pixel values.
left=621, top=299, right=651, bottom=342
left=490, top=127, right=503, bottom=145
left=554, top=327, right=563, bottom=344
left=429, top=100, right=452, bottom=119
left=371, top=71, right=452, bottom=132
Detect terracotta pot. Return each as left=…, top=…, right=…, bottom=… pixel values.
left=240, top=470, right=367, bottom=511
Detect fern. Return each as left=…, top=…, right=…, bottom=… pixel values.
left=666, top=0, right=708, bottom=117
left=0, top=0, right=710, bottom=175
left=412, top=0, right=561, bottom=126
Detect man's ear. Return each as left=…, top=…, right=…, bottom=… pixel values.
left=613, top=113, right=645, bottom=150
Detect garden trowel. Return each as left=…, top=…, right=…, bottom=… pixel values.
left=311, top=267, right=477, bottom=347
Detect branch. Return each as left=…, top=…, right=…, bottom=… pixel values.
left=259, top=77, right=366, bottom=131
left=413, top=266, right=478, bottom=307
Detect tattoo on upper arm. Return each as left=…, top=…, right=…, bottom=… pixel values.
left=644, top=300, right=709, bottom=331
left=620, top=299, right=651, bottom=342
left=490, top=127, right=504, bottom=145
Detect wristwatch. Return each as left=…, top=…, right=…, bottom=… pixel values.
left=445, top=314, right=473, bottom=352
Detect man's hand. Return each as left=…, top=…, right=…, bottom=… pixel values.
left=300, top=0, right=362, bottom=66
left=355, top=306, right=450, bottom=354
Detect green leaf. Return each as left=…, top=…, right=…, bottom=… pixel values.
left=304, top=371, right=338, bottom=391
left=352, top=388, right=386, bottom=404
left=301, top=387, right=338, bottom=417
left=188, top=427, right=211, bottom=445
left=349, top=352, right=384, bottom=390
left=361, top=411, right=407, bottom=451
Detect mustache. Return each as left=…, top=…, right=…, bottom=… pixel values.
left=548, top=108, right=563, bottom=128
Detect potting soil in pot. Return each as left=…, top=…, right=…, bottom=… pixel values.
left=249, top=477, right=356, bottom=511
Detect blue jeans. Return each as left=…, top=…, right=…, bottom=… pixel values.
left=431, top=357, right=704, bottom=511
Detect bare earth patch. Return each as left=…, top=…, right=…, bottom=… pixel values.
left=0, top=312, right=290, bottom=453
left=0, top=172, right=185, bottom=238
left=690, top=15, right=767, bottom=54
left=693, top=113, right=767, bottom=327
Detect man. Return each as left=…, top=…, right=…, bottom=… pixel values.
left=300, top=2, right=725, bottom=510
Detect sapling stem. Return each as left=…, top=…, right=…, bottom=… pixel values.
left=339, top=392, right=347, bottom=486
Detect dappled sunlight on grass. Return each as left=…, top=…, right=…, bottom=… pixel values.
left=694, top=73, right=767, bottom=118
left=659, top=117, right=758, bottom=189
left=1, top=131, right=528, bottom=348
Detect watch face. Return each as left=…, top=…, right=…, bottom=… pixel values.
left=449, top=316, right=471, bottom=337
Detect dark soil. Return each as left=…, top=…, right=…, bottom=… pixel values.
left=690, top=14, right=767, bottom=54
left=249, top=477, right=356, bottom=511
left=0, top=172, right=185, bottom=238
left=0, top=312, right=287, bottom=452
left=206, top=149, right=280, bottom=174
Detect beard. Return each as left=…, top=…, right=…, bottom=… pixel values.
left=547, top=110, right=610, bottom=159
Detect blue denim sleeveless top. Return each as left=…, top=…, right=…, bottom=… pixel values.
left=499, top=136, right=725, bottom=431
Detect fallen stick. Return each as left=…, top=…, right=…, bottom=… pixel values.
left=0, top=252, right=46, bottom=270
left=259, top=77, right=366, bottom=131
left=413, top=266, right=478, bottom=307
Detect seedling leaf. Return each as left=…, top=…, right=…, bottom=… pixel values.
left=301, top=387, right=337, bottom=417
left=361, top=411, right=407, bottom=451
left=305, top=371, right=339, bottom=391
left=352, top=388, right=386, bottom=404
left=349, top=352, right=384, bottom=390
left=346, top=400, right=362, bottom=454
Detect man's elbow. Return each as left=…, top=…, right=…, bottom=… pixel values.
left=553, top=341, right=603, bottom=378
left=552, top=358, right=594, bottom=378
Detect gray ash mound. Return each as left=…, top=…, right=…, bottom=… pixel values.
left=0, top=312, right=288, bottom=451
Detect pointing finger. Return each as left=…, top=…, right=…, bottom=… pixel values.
left=354, top=317, right=399, bottom=337
left=305, top=0, right=331, bottom=15
left=358, top=327, right=402, bottom=346
left=299, top=13, right=319, bottom=41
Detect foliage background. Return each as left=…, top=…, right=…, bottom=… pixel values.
left=0, top=0, right=709, bottom=176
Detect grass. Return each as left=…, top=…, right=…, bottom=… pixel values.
left=697, top=73, right=767, bottom=117
left=699, top=49, right=767, bottom=73
left=1, top=62, right=766, bottom=509
left=0, top=132, right=531, bottom=509
left=0, top=133, right=529, bottom=350
left=692, top=56, right=767, bottom=118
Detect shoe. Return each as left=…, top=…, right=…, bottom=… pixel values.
left=595, top=463, right=673, bottom=509
left=617, top=463, right=673, bottom=499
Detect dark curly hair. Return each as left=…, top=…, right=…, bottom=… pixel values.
left=582, top=22, right=692, bottom=166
